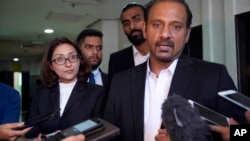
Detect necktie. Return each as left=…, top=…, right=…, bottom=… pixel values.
left=89, top=73, right=95, bottom=84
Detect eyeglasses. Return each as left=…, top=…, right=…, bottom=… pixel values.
left=51, top=54, right=80, bottom=65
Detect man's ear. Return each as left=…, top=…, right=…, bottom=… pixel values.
left=185, top=27, right=191, bottom=43
left=142, top=22, right=147, bottom=39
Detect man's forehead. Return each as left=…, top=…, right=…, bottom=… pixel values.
left=121, top=7, right=143, bottom=19
left=82, top=36, right=101, bottom=41
left=148, top=1, right=187, bottom=19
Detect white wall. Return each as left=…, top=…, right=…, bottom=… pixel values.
left=188, top=0, right=202, bottom=27
left=101, top=20, right=119, bottom=73
left=89, top=19, right=119, bottom=73
left=1, top=0, right=249, bottom=86
left=234, top=0, right=250, bottom=14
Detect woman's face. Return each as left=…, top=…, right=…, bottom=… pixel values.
left=50, top=43, right=80, bottom=83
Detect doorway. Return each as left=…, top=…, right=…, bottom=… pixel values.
left=235, top=11, right=250, bottom=96
left=184, top=25, right=203, bottom=59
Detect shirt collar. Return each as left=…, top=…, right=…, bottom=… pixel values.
left=146, top=59, right=178, bottom=76
left=132, top=45, right=139, bottom=56
left=132, top=45, right=150, bottom=56
left=92, top=68, right=101, bottom=76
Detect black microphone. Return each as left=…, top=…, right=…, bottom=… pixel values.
left=161, top=94, right=212, bottom=141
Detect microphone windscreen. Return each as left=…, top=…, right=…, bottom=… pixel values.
left=161, top=94, right=212, bottom=141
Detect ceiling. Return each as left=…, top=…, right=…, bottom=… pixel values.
left=0, top=0, right=149, bottom=62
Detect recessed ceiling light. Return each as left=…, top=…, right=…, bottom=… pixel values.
left=13, top=58, right=19, bottom=61
left=44, top=29, right=54, bottom=34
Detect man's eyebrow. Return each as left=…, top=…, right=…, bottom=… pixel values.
left=85, top=44, right=103, bottom=47
left=121, top=19, right=129, bottom=24
left=84, top=43, right=93, bottom=46
left=132, top=14, right=142, bottom=19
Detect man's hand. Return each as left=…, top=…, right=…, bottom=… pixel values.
left=61, top=134, right=85, bottom=141
left=0, top=122, right=31, bottom=141
left=245, top=110, right=250, bottom=123
left=210, top=118, right=238, bottom=141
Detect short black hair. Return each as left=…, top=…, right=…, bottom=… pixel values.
left=120, top=3, right=146, bottom=22
left=145, top=0, right=193, bottom=27
left=76, top=28, right=103, bottom=45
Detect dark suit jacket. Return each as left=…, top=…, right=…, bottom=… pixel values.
left=99, top=68, right=109, bottom=90
left=108, top=46, right=134, bottom=82
left=104, top=55, right=246, bottom=141
left=100, top=69, right=109, bottom=107
left=26, top=81, right=105, bottom=138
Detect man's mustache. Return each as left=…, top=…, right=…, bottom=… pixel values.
left=130, top=29, right=143, bottom=36
left=89, top=56, right=101, bottom=60
left=155, top=39, right=174, bottom=47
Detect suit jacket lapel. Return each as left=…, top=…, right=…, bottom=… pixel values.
left=99, top=68, right=108, bottom=88
left=169, top=55, right=195, bottom=98
left=130, top=62, right=147, bottom=141
left=128, top=46, right=135, bottom=67
left=48, top=84, right=60, bottom=119
left=48, top=85, right=60, bottom=108
left=62, top=81, right=87, bottom=116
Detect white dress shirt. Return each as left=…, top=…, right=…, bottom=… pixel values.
left=88, top=68, right=103, bottom=86
left=132, top=45, right=150, bottom=66
left=59, top=79, right=77, bottom=116
left=144, top=59, right=178, bottom=141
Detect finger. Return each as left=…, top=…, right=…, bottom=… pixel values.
left=209, top=125, right=222, bottom=132
left=10, top=126, right=32, bottom=137
left=22, top=127, right=32, bottom=134
left=9, top=129, right=24, bottom=137
left=9, top=136, right=18, bottom=141
left=6, top=122, right=24, bottom=128
left=155, top=134, right=168, bottom=141
left=62, top=134, right=85, bottom=141
left=228, top=118, right=238, bottom=125
left=158, top=129, right=167, bottom=134
left=74, top=134, right=85, bottom=140
left=245, top=110, right=250, bottom=123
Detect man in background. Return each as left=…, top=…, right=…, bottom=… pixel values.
left=76, top=28, right=109, bottom=89
left=108, top=3, right=149, bottom=81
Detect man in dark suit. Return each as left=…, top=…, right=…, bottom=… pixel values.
left=76, top=28, right=109, bottom=89
left=104, top=0, right=246, bottom=141
left=108, top=3, right=149, bottom=81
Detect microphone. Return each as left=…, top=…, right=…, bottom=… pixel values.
left=161, top=94, right=212, bottom=141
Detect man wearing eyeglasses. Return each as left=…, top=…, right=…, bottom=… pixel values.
left=108, top=3, right=149, bottom=82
